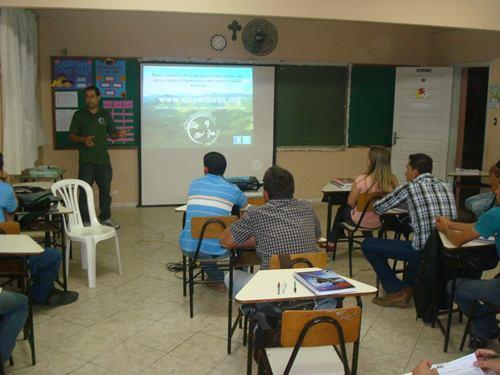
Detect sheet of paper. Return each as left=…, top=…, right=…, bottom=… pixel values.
left=431, top=353, right=495, bottom=375
left=55, top=109, right=77, bottom=132
left=54, top=91, right=78, bottom=108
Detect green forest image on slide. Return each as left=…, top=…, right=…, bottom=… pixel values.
left=141, top=65, right=254, bottom=148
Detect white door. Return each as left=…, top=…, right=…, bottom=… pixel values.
left=391, top=67, right=453, bottom=183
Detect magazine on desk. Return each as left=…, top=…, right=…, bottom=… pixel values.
left=330, top=177, right=354, bottom=189
left=294, top=270, right=355, bottom=296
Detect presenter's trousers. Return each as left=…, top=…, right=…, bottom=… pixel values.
left=79, top=163, right=113, bottom=223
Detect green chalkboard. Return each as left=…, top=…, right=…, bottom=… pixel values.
left=275, top=65, right=348, bottom=147
left=348, top=65, right=395, bottom=146
left=51, top=57, right=140, bottom=149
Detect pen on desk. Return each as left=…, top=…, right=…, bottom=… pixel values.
left=294, top=280, right=297, bottom=293
left=277, top=282, right=280, bottom=295
left=282, top=282, right=287, bottom=294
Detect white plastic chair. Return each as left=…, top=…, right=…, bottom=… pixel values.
left=52, top=179, right=122, bottom=288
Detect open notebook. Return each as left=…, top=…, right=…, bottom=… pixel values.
left=403, top=353, right=495, bottom=375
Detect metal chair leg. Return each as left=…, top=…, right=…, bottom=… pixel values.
left=182, top=255, right=187, bottom=297
left=188, top=259, right=195, bottom=318
left=348, top=232, right=354, bottom=277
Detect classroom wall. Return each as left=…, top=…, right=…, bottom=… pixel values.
left=429, top=29, right=500, bottom=65
left=7, top=0, right=500, bottom=32
left=483, top=58, right=500, bottom=169
left=428, top=29, right=500, bottom=171
left=37, top=10, right=433, bottom=203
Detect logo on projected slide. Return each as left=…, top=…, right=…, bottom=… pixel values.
left=184, top=112, right=220, bottom=146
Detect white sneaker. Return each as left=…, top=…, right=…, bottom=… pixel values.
left=100, top=218, right=120, bottom=230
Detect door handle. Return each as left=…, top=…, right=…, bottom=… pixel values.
left=392, top=131, right=401, bottom=146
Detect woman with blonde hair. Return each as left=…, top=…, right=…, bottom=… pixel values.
left=330, top=146, right=398, bottom=242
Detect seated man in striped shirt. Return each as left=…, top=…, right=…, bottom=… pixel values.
left=179, top=152, right=247, bottom=292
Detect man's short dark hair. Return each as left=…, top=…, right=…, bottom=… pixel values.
left=84, top=85, right=101, bottom=96
left=203, top=152, right=227, bottom=176
left=408, top=153, right=433, bottom=174
left=263, top=165, right=294, bottom=200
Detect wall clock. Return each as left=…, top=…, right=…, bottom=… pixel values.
left=210, top=34, right=227, bottom=51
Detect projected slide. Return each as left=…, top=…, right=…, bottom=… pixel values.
left=142, top=65, right=254, bottom=147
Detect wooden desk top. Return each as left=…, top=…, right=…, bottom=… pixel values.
left=235, top=267, right=377, bottom=304
left=439, top=231, right=496, bottom=251
left=0, top=235, right=44, bottom=256
left=448, top=171, right=490, bottom=177
left=321, top=183, right=351, bottom=194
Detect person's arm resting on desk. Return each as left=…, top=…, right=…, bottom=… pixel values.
left=221, top=209, right=256, bottom=249
left=373, top=183, right=409, bottom=215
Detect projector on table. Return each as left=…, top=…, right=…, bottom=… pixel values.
left=225, top=176, right=261, bottom=191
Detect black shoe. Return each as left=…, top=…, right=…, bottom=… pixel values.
left=46, top=289, right=79, bottom=307
left=468, top=332, right=488, bottom=350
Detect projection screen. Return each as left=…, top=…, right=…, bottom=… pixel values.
left=140, top=64, right=275, bottom=205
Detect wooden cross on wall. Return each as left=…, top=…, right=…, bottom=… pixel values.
left=227, top=20, right=242, bottom=41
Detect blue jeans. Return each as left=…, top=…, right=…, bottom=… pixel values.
left=449, top=278, right=500, bottom=339
left=0, top=291, right=28, bottom=363
left=465, top=192, right=495, bottom=218
left=183, top=250, right=227, bottom=282
left=225, top=270, right=339, bottom=310
left=28, top=248, right=61, bottom=303
left=362, top=238, right=421, bottom=294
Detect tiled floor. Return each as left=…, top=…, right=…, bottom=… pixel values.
left=7, top=204, right=500, bottom=374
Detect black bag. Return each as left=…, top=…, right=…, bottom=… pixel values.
left=14, top=186, right=59, bottom=211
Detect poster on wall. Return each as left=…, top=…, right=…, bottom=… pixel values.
left=52, top=58, right=93, bottom=90
left=95, top=59, right=126, bottom=98
left=488, top=85, right=500, bottom=109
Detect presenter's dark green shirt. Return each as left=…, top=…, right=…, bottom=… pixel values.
left=69, top=108, right=116, bottom=165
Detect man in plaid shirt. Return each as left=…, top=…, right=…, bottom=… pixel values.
left=362, top=153, right=456, bottom=308
left=221, top=165, right=336, bottom=308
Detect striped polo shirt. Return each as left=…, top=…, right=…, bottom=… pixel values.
left=179, top=173, right=247, bottom=256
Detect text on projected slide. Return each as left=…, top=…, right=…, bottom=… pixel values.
left=142, top=66, right=254, bottom=148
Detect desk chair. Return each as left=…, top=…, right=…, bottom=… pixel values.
left=248, top=197, right=266, bottom=206
left=186, top=216, right=237, bottom=318
left=258, top=306, right=362, bottom=375
left=460, top=299, right=500, bottom=351
left=52, top=179, right=122, bottom=288
left=269, top=252, right=328, bottom=270
left=0, top=222, right=36, bottom=366
left=337, top=193, right=383, bottom=277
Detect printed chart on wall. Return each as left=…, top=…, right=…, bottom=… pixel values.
left=51, top=57, right=140, bottom=149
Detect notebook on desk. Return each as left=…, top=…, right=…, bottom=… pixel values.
left=330, top=177, right=354, bottom=189
left=294, top=269, right=355, bottom=296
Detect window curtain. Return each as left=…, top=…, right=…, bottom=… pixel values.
left=0, top=8, right=46, bottom=174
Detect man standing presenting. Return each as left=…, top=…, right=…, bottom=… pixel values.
left=69, top=85, right=126, bottom=229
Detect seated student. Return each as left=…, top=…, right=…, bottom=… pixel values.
left=179, top=152, right=247, bottom=292
left=0, top=290, right=28, bottom=369
left=464, top=161, right=500, bottom=218
left=361, top=153, right=456, bottom=308
left=338, top=146, right=398, bottom=237
left=412, top=349, right=500, bottom=375
left=221, top=165, right=335, bottom=308
left=436, top=169, right=500, bottom=349
left=0, top=154, right=78, bottom=306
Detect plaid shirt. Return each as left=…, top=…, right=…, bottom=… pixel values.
left=230, top=199, right=321, bottom=269
left=374, top=173, right=457, bottom=250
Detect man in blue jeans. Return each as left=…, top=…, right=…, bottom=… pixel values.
left=0, top=290, right=27, bottom=368
left=362, top=154, right=456, bottom=308
left=179, top=152, right=247, bottom=293
left=0, top=153, right=78, bottom=306
left=436, top=169, right=500, bottom=349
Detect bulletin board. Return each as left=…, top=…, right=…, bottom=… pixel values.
left=51, top=56, right=140, bottom=149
